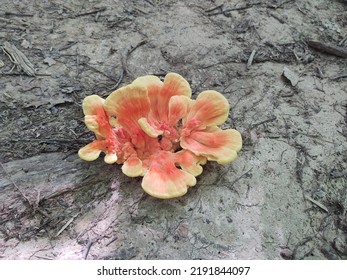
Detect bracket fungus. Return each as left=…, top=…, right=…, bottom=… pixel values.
left=78, top=73, right=242, bottom=199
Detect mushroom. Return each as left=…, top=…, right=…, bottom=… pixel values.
left=78, top=73, right=242, bottom=199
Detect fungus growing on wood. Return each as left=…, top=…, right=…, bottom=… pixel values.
left=78, top=73, right=242, bottom=199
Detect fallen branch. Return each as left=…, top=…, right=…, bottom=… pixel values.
left=307, top=40, right=347, bottom=58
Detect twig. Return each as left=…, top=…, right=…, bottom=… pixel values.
left=223, top=2, right=262, bottom=12
left=286, top=233, right=292, bottom=247
left=76, top=47, right=80, bottom=77
left=338, top=36, right=347, bottom=46
left=247, top=49, right=257, bottom=69
left=250, top=116, right=277, bottom=128
left=295, top=131, right=334, bottom=144
left=123, top=40, right=147, bottom=77
left=1, top=72, right=50, bottom=76
left=55, top=213, right=79, bottom=237
left=34, top=255, right=55, bottom=260
left=270, top=13, right=285, bottom=24
left=304, top=195, right=328, bottom=213
left=106, top=236, right=118, bottom=246
left=58, top=41, right=77, bottom=51
left=268, top=0, right=295, bottom=9
left=107, top=67, right=124, bottom=93
left=134, top=7, right=148, bottom=15
left=331, top=73, right=347, bottom=80
left=4, top=12, right=34, bottom=17
left=83, top=240, right=93, bottom=260
left=35, top=255, right=54, bottom=260
left=236, top=202, right=261, bottom=208
left=83, top=63, right=119, bottom=82
left=144, top=0, right=155, bottom=6
left=307, top=40, right=347, bottom=58
left=107, top=16, right=130, bottom=28
left=204, top=4, right=224, bottom=13
left=207, top=2, right=262, bottom=16
left=75, top=7, right=107, bottom=17
left=127, top=40, right=147, bottom=57
left=227, top=168, right=253, bottom=189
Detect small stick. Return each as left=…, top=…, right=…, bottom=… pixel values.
left=270, top=0, right=294, bottom=9
left=304, top=195, right=328, bottom=213
left=134, top=7, right=148, bottom=15
left=106, top=236, right=118, bottom=246
left=236, top=202, right=260, bottom=208
left=75, top=7, right=106, bottom=17
left=247, top=49, right=257, bottom=69
left=205, top=4, right=224, bottom=13
left=222, top=2, right=262, bottom=13
left=58, top=41, right=77, bottom=51
left=34, top=256, right=54, bottom=260
left=83, top=63, right=119, bottom=82
left=76, top=47, right=80, bottom=77
left=127, top=40, right=147, bottom=57
left=83, top=240, right=93, bottom=260
left=123, top=40, right=147, bottom=78
left=331, top=73, right=347, bottom=80
left=107, top=67, right=124, bottom=92
left=228, top=168, right=253, bottom=188
left=144, top=0, right=155, bottom=6
left=4, top=12, right=34, bottom=17
left=307, top=40, right=347, bottom=58
left=270, top=13, right=285, bottom=24
left=108, top=16, right=129, bottom=28
left=55, top=213, right=79, bottom=237
left=251, top=116, right=277, bottom=128
left=338, top=36, right=347, bottom=46
left=316, top=67, right=324, bottom=79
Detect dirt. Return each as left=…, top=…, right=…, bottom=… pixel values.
left=0, top=0, right=346, bottom=260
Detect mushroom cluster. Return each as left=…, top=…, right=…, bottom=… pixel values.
left=78, top=73, right=242, bottom=199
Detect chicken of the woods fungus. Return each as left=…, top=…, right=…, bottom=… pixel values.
left=78, top=73, right=242, bottom=199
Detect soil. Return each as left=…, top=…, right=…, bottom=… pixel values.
left=0, top=0, right=346, bottom=260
